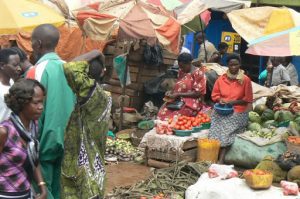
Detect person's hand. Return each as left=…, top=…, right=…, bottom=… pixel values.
left=219, top=98, right=227, bottom=104
left=35, top=191, right=47, bottom=199
left=168, top=93, right=179, bottom=99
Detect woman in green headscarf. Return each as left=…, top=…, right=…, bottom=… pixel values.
left=61, top=50, right=112, bottom=199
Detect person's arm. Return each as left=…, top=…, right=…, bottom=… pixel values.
left=72, top=50, right=104, bottom=63
left=0, top=127, right=8, bottom=153
left=170, top=91, right=201, bottom=99
left=33, top=164, right=47, bottom=199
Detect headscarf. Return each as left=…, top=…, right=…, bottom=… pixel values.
left=226, top=69, right=245, bottom=84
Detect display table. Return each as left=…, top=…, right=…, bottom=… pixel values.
left=186, top=173, right=299, bottom=199
left=139, top=128, right=208, bottom=168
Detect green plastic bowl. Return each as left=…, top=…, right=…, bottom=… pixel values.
left=193, top=126, right=202, bottom=132
left=174, top=129, right=193, bottom=137
left=200, top=122, right=211, bottom=130
left=138, top=120, right=155, bottom=130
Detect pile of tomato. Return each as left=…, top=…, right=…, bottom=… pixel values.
left=169, top=112, right=211, bottom=131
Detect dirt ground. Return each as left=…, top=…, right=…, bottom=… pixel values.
left=105, top=162, right=151, bottom=195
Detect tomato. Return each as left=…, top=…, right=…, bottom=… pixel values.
left=140, top=196, right=147, bottom=199
left=254, top=170, right=266, bottom=175
left=192, top=121, right=197, bottom=127
left=243, top=170, right=252, bottom=176
left=174, top=125, right=180, bottom=129
left=180, top=126, right=185, bottom=130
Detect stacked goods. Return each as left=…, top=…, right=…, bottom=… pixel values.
left=246, top=103, right=300, bottom=139
left=155, top=113, right=211, bottom=136
left=105, top=139, right=143, bottom=161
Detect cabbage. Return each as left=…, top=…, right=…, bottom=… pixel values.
left=249, top=111, right=262, bottom=124
left=247, top=122, right=262, bottom=132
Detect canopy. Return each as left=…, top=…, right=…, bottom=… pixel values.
left=144, top=0, right=251, bottom=33
left=228, top=6, right=300, bottom=43
left=228, top=6, right=300, bottom=56
left=0, top=0, right=65, bottom=35
left=73, top=1, right=181, bottom=53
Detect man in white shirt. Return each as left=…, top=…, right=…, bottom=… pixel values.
left=283, top=56, right=298, bottom=86
left=0, top=48, right=21, bottom=122
left=268, top=57, right=290, bottom=87
left=196, top=32, right=217, bottom=63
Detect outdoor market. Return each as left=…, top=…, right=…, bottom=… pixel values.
left=0, top=0, right=300, bottom=199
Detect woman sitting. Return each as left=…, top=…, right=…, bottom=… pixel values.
left=157, top=53, right=206, bottom=120
left=0, top=79, right=47, bottom=199
left=208, top=53, right=253, bottom=164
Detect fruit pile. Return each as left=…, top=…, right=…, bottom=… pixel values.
left=287, top=136, right=300, bottom=144
left=171, top=113, right=210, bottom=131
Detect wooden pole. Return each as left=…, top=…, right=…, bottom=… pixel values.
left=199, top=16, right=208, bottom=62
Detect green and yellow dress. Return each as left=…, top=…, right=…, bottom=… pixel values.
left=61, top=61, right=112, bottom=199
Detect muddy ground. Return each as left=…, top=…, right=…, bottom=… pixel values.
left=105, top=162, right=151, bottom=195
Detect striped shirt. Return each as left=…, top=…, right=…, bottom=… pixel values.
left=0, top=120, right=30, bottom=192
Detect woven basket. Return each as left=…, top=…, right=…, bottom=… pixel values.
left=286, top=140, right=300, bottom=155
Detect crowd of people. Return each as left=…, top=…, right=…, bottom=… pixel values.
left=0, top=21, right=299, bottom=198
left=0, top=24, right=110, bottom=199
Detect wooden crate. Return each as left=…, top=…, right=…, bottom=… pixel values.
left=146, top=140, right=198, bottom=168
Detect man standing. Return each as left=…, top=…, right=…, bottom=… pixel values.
left=0, top=48, right=21, bottom=122
left=196, top=32, right=217, bottom=63
left=27, top=24, right=75, bottom=199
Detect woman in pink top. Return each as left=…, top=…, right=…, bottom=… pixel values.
left=0, top=79, right=47, bottom=199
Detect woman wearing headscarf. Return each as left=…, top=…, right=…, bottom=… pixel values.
left=157, top=53, right=206, bottom=120
left=208, top=53, right=253, bottom=164
left=0, top=79, right=47, bottom=199
left=61, top=50, right=111, bottom=198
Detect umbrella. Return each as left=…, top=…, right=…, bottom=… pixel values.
left=73, top=0, right=181, bottom=53
left=246, top=26, right=300, bottom=56
left=228, top=7, right=300, bottom=43
left=144, top=0, right=251, bottom=33
left=228, top=7, right=300, bottom=56
left=0, top=0, right=65, bottom=35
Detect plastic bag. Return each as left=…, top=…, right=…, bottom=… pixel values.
left=208, top=164, right=238, bottom=179
left=280, top=181, right=299, bottom=196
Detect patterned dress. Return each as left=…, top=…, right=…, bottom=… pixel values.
left=157, top=67, right=206, bottom=120
left=61, top=61, right=112, bottom=199
left=208, top=73, right=253, bottom=147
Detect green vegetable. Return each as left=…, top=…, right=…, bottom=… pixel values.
left=247, top=122, right=262, bottom=132
left=262, top=120, right=277, bottom=128
left=274, top=110, right=294, bottom=122
left=261, top=109, right=275, bottom=122
left=254, top=104, right=268, bottom=115
left=249, top=111, right=262, bottom=123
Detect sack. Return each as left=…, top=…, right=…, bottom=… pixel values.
left=167, top=100, right=185, bottom=110
left=143, top=44, right=163, bottom=67
left=225, top=137, right=287, bottom=168
left=276, top=151, right=300, bottom=171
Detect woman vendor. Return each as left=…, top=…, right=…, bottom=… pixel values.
left=208, top=53, right=253, bottom=164
left=157, top=53, right=206, bottom=120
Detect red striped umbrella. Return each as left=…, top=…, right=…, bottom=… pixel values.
left=73, top=0, right=181, bottom=53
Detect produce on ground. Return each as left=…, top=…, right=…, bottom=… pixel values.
left=255, top=155, right=287, bottom=183
left=287, top=136, right=300, bottom=144
left=246, top=103, right=300, bottom=139
left=287, top=166, right=300, bottom=187
left=276, top=151, right=300, bottom=171
left=105, top=139, right=143, bottom=162
left=106, top=161, right=211, bottom=199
